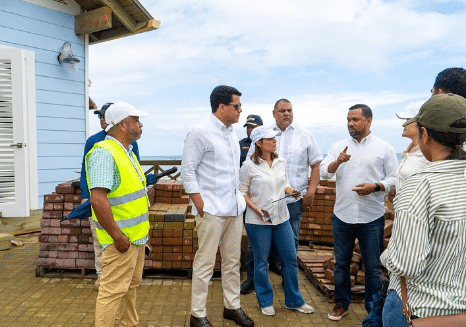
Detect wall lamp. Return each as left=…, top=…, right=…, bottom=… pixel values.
left=58, top=42, right=80, bottom=71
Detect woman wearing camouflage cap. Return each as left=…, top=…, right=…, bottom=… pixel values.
left=381, top=94, right=466, bottom=326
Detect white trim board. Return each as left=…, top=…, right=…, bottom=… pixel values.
left=22, top=0, right=81, bottom=16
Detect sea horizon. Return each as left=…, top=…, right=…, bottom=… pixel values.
left=142, top=153, right=404, bottom=162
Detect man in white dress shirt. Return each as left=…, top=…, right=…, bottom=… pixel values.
left=321, top=104, right=397, bottom=321
left=247, top=99, right=323, bottom=251
left=181, top=85, right=254, bottom=327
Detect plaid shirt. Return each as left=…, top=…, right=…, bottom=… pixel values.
left=86, top=135, right=148, bottom=248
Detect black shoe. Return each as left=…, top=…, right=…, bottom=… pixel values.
left=223, top=307, right=254, bottom=327
left=269, top=262, right=282, bottom=276
left=190, top=315, right=213, bottom=327
left=240, top=279, right=254, bottom=294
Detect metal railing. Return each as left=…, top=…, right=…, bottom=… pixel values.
left=140, top=159, right=182, bottom=181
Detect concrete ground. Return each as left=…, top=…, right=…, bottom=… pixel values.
left=0, top=233, right=365, bottom=327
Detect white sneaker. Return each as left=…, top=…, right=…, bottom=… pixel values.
left=261, top=306, right=275, bottom=316
left=286, top=303, right=314, bottom=314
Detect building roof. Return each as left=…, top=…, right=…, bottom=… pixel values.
left=74, top=0, right=159, bottom=44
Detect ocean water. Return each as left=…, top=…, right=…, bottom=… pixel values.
left=141, top=155, right=182, bottom=161
left=142, top=154, right=403, bottom=163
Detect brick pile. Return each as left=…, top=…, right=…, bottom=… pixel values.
left=36, top=181, right=95, bottom=269
left=320, top=216, right=394, bottom=286
left=36, top=179, right=226, bottom=273
left=147, top=180, right=222, bottom=270
left=299, top=180, right=336, bottom=244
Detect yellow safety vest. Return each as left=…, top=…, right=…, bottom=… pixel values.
left=85, top=139, right=149, bottom=245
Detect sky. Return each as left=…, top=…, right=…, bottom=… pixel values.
left=88, top=0, right=466, bottom=157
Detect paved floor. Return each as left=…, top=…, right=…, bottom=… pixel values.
left=0, top=233, right=365, bottom=326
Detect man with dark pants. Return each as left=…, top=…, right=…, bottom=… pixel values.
left=182, top=85, right=254, bottom=327
left=86, top=102, right=150, bottom=327
left=247, top=99, right=322, bottom=252
left=320, top=104, right=397, bottom=321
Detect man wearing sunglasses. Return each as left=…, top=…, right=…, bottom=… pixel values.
left=182, top=85, right=254, bottom=327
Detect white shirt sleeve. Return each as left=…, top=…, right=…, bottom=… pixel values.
left=380, top=145, right=398, bottom=192
left=181, top=128, right=205, bottom=194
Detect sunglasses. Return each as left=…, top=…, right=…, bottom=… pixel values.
left=228, top=103, right=242, bottom=110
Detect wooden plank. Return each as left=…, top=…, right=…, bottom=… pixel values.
left=37, top=156, right=81, bottom=170
left=37, top=143, right=85, bottom=157
left=36, top=76, right=85, bottom=95
left=75, top=6, right=112, bottom=35
left=36, top=130, right=85, bottom=144
left=0, top=26, right=85, bottom=57
left=37, top=117, right=85, bottom=133
left=36, top=89, right=85, bottom=107
left=0, top=210, right=42, bottom=235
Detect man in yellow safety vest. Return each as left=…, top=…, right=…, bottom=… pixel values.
left=85, top=102, right=149, bottom=327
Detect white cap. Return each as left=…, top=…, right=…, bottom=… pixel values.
left=105, top=102, right=148, bottom=132
left=250, top=126, right=280, bottom=144
left=396, top=107, right=419, bottom=120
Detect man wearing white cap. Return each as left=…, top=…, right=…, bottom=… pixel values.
left=85, top=102, right=150, bottom=327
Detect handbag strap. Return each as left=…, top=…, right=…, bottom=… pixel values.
left=400, top=276, right=413, bottom=324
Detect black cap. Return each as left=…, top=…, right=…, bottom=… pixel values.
left=93, top=102, right=113, bottom=118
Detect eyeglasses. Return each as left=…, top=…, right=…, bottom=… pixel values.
left=228, top=103, right=241, bottom=110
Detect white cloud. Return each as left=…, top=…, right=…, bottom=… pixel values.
left=90, top=0, right=466, bottom=84
left=87, top=0, right=466, bottom=156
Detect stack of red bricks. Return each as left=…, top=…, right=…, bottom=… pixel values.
left=299, top=180, right=336, bottom=244
left=154, top=180, right=190, bottom=204
left=36, top=181, right=95, bottom=269
left=146, top=180, right=223, bottom=271
left=36, top=179, right=236, bottom=273
left=321, top=217, right=394, bottom=286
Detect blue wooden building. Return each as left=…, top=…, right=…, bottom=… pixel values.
left=0, top=0, right=159, bottom=217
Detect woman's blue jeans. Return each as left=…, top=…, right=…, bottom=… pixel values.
left=382, top=290, right=410, bottom=327
left=332, top=214, right=384, bottom=312
left=245, top=221, right=305, bottom=309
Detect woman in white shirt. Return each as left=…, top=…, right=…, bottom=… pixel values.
left=388, top=108, right=429, bottom=201
left=239, top=126, right=314, bottom=316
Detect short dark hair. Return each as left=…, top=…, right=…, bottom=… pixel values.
left=434, top=67, right=466, bottom=98
left=210, top=85, right=242, bottom=113
left=417, top=119, right=466, bottom=160
left=349, top=104, right=372, bottom=118
left=273, top=98, right=292, bottom=111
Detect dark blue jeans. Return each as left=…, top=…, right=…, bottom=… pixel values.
left=332, top=214, right=385, bottom=312
left=287, top=199, right=303, bottom=251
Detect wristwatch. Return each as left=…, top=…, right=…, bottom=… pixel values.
left=374, top=183, right=381, bottom=192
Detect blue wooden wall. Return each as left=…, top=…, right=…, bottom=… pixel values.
left=0, top=0, right=86, bottom=205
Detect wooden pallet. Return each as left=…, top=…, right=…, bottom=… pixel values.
left=297, top=247, right=365, bottom=302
